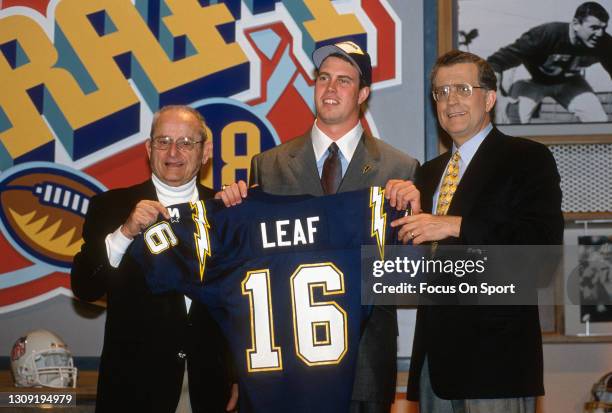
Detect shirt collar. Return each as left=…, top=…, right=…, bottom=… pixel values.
left=311, top=120, right=363, bottom=162
left=453, top=122, right=492, bottom=167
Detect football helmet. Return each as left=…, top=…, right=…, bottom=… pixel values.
left=10, top=329, right=77, bottom=388
left=586, top=371, right=612, bottom=413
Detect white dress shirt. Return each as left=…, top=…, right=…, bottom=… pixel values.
left=311, top=120, right=363, bottom=177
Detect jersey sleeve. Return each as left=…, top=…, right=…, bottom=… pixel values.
left=127, top=202, right=227, bottom=308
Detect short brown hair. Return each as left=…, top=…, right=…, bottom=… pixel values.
left=430, top=50, right=497, bottom=91
left=150, top=105, right=208, bottom=141
left=575, top=2, right=609, bottom=23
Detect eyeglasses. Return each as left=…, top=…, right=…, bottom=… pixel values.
left=150, top=136, right=203, bottom=152
left=432, top=83, right=486, bottom=102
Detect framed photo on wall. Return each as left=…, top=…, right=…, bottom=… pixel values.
left=564, top=235, right=612, bottom=335
left=454, top=0, right=612, bottom=141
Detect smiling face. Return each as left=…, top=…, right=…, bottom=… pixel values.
left=314, top=56, right=370, bottom=139
left=573, top=15, right=608, bottom=48
left=146, top=108, right=212, bottom=186
left=433, top=63, right=496, bottom=146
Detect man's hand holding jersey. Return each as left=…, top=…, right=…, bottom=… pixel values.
left=388, top=184, right=462, bottom=245
left=391, top=214, right=462, bottom=245
left=215, top=181, right=249, bottom=206
left=385, top=181, right=459, bottom=245
left=383, top=179, right=421, bottom=213
left=120, top=200, right=170, bottom=239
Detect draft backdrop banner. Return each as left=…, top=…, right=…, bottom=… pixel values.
left=0, top=0, right=402, bottom=312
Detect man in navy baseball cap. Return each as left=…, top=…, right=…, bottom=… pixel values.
left=217, top=37, right=420, bottom=413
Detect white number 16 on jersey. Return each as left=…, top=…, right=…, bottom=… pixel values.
left=241, top=263, right=347, bottom=372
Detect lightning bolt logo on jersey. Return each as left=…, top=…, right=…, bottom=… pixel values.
left=129, top=188, right=401, bottom=413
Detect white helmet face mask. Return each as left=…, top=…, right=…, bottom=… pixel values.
left=10, top=329, right=78, bottom=388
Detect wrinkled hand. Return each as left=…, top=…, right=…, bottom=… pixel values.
left=120, top=200, right=169, bottom=239
left=391, top=213, right=461, bottom=245
left=384, top=179, right=421, bottom=213
left=215, top=181, right=248, bottom=207
left=225, top=383, right=238, bottom=412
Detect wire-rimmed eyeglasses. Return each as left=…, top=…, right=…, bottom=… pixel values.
left=150, top=136, right=204, bottom=152
left=432, top=83, right=486, bottom=102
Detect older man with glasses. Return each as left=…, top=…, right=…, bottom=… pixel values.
left=71, top=105, right=236, bottom=413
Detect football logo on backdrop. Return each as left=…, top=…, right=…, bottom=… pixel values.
left=0, top=162, right=106, bottom=269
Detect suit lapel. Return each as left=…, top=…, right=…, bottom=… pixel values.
left=287, top=133, right=325, bottom=196
left=447, top=129, right=503, bottom=216
left=338, top=133, right=380, bottom=192
left=129, top=180, right=157, bottom=203
left=196, top=183, right=214, bottom=200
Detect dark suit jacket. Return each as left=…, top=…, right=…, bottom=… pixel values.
left=250, top=131, right=420, bottom=404
left=71, top=180, right=233, bottom=413
left=406, top=128, right=564, bottom=400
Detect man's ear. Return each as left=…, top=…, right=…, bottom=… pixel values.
left=145, top=139, right=152, bottom=160
left=485, top=89, right=497, bottom=113
left=571, top=17, right=579, bottom=29
left=202, top=140, right=213, bottom=165
left=358, top=86, right=371, bottom=105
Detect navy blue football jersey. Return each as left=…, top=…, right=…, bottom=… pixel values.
left=130, top=188, right=400, bottom=413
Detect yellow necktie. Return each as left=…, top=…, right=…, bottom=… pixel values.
left=435, top=151, right=461, bottom=216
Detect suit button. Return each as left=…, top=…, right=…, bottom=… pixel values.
left=178, top=351, right=186, bottom=359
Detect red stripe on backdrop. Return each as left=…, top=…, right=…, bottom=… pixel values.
left=244, top=23, right=316, bottom=143
left=0, top=0, right=49, bottom=15
left=83, top=144, right=150, bottom=190
left=266, top=70, right=315, bottom=141
left=244, top=24, right=290, bottom=106
left=0, top=234, right=32, bottom=273
left=362, top=0, right=396, bottom=82
left=0, top=272, right=70, bottom=306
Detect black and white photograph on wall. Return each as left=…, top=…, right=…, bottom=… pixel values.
left=578, top=235, right=612, bottom=322
left=457, top=0, right=612, bottom=136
